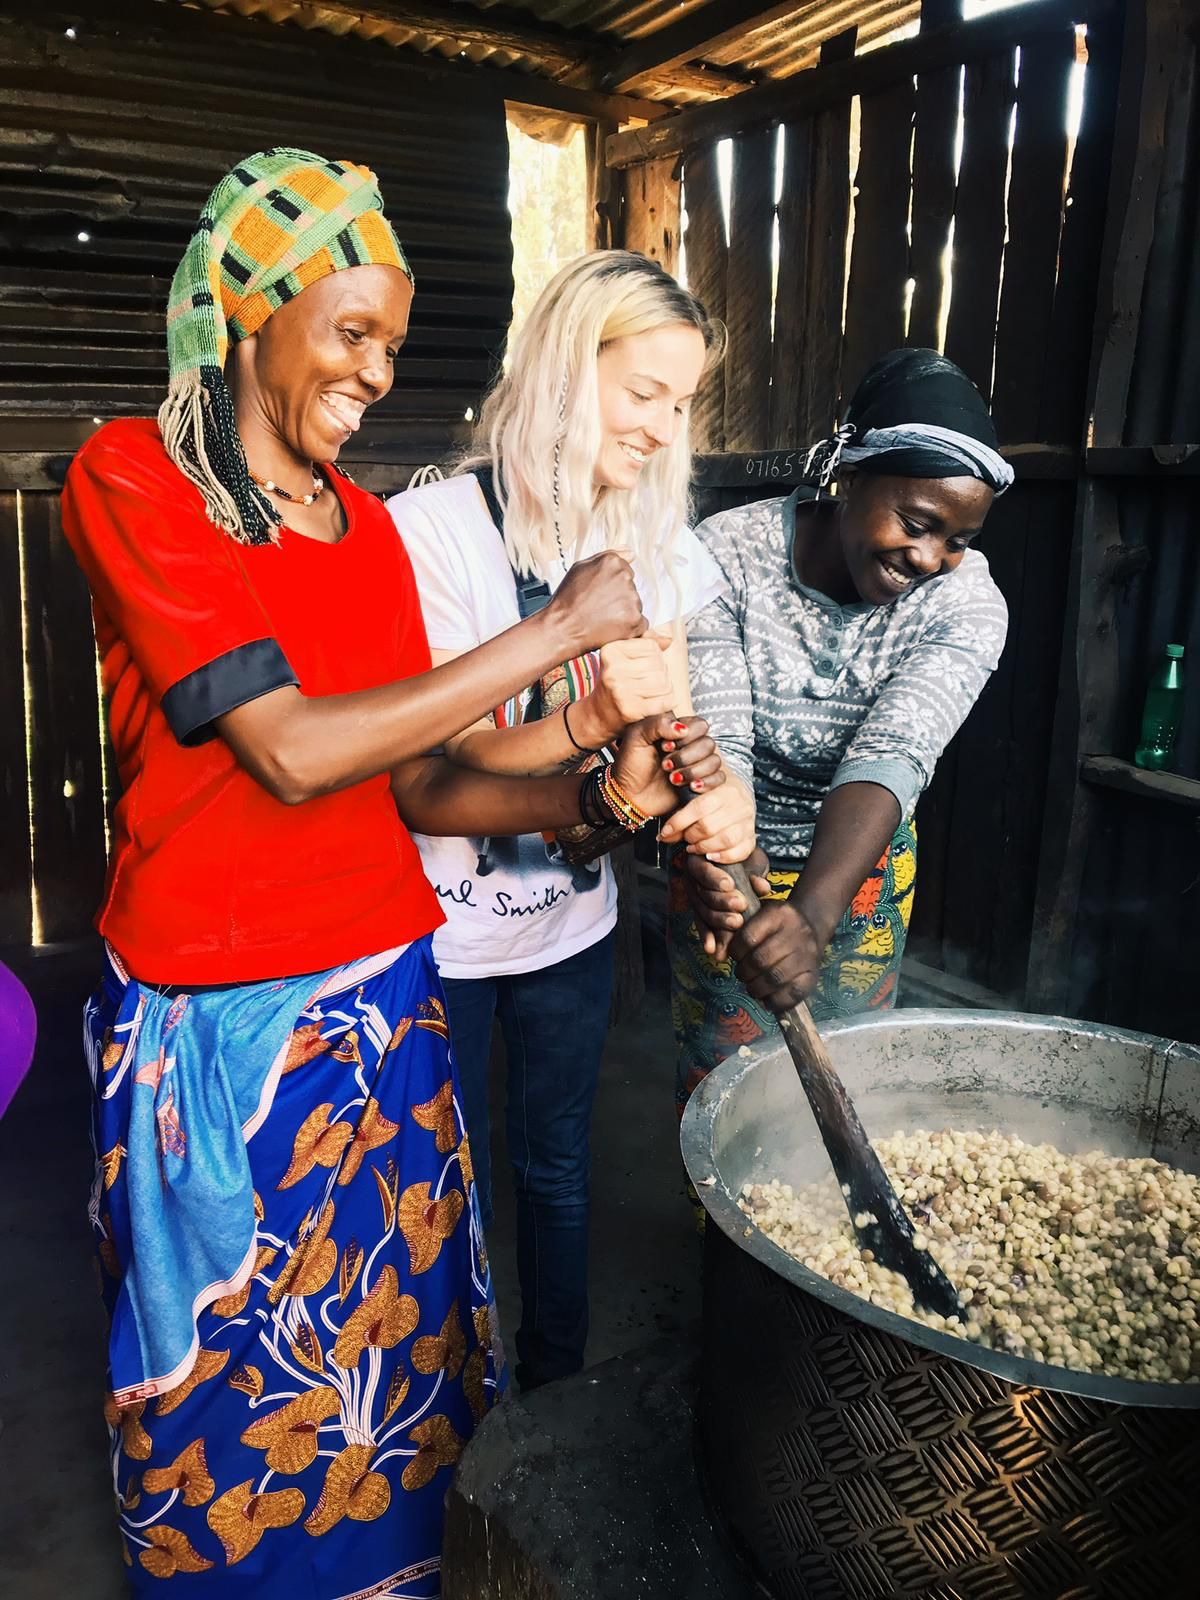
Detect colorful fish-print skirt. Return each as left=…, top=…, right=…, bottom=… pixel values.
left=85, top=935, right=503, bottom=1598
left=670, top=819, right=916, bottom=1118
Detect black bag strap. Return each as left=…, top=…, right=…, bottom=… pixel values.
left=474, top=465, right=553, bottom=620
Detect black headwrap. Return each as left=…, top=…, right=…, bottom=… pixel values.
left=805, top=348, right=1013, bottom=494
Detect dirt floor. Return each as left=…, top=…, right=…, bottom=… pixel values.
left=0, top=941, right=700, bottom=1600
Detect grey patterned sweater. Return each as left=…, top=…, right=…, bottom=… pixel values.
left=687, top=491, right=1009, bottom=869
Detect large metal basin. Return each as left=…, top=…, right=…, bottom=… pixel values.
left=681, top=1010, right=1200, bottom=1598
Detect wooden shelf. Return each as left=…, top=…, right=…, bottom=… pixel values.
left=1085, top=446, right=1200, bottom=476
left=1080, top=755, right=1200, bottom=811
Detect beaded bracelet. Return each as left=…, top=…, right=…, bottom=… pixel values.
left=575, top=765, right=649, bottom=836
left=577, top=767, right=610, bottom=829
left=599, top=765, right=651, bottom=831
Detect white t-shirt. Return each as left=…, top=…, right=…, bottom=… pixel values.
left=387, top=472, right=727, bottom=978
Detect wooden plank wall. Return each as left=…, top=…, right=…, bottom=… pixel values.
left=0, top=492, right=31, bottom=940
left=1028, top=0, right=1200, bottom=1045
left=1, top=492, right=109, bottom=945
left=676, top=3, right=1117, bottom=1003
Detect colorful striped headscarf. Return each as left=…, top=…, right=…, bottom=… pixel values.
left=159, top=147, right=412, bottom=545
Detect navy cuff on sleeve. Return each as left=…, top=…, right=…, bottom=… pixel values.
left=162, top=638, right=299, bottom=748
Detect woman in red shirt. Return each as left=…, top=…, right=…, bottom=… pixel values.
left=62, top=148, right=720, bottom=1599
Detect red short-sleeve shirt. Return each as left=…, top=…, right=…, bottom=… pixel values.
left=62, top=418, right=443, bottom=984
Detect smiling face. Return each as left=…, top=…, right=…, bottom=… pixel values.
left=836, top=471, right=996, bottom=605
left=593, top=323, right=708, bottom=492
left=228, top=263, right=413, bottom=467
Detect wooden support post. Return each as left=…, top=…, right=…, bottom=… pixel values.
left=621, top=157, right=681, bottom=274
left=586, top=120, right=623, bottom=251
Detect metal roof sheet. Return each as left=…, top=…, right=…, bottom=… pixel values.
left=184, top=1, right=925, bottom=107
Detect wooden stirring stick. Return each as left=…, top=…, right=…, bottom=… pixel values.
left=720, top=859, right=966, bottom=1324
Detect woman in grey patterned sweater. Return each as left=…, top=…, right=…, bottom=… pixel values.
left=671, top=349, right=1012, bottom=1115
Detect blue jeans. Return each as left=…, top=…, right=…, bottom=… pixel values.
left=441, top=932, right=615, bottom=1390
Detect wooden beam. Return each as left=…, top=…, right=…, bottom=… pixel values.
left=606, top=0, right=1112, bottom=167
left=282, top=0, right=596, bottom=71
left=498, top=75, right=667, bottom=128
left=691, top=444, right=1078, bottom=489
left=0, top=454, right=74, bottom=493
left=601, top=2, right=815, bottom=93
left=639, top=60, right=761, bottom=100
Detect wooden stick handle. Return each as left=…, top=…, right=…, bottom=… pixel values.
left=714, top=856, right=965, bottom=1321
left=721, top=860, right=836, bottom=1075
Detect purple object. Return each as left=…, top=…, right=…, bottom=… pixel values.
left=0, top=961, right=36, bottom=1119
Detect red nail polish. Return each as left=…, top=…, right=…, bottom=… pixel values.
left=670, top=771, right=684, bottom=786
left=692, top=780, right=705, bottom=791
left=663, top=758, right=674, bottom=772
left=661, top=740, right=676, bottom=753
left=673, top=722, right=688, bottom=734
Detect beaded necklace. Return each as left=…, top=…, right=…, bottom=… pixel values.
left=247, top=464, right=326, bottom=508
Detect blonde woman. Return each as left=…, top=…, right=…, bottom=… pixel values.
left=388, top=250, right=754, bottom=1390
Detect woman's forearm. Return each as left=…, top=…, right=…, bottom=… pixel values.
left=394, top=712, right=722, bottom=839
left=448, top=632, right=687, bottom=779
left=216, top=550, right=646, bottom=805
left=220, top=612, right=585, bottom=804
left=789, top=781, right=901, bottom=944
left=450, top=706, right=588, bottom=778
left=391, top=756, right=588, bottom=836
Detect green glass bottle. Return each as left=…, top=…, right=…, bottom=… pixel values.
left=1134, top=643, right=1186, bottom=771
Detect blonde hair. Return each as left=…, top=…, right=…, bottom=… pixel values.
left=459, top=250, right=724, bottom=609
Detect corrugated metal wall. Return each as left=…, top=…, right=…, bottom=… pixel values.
left=0, top=0, right=513, bottom=458
left=0, top=0, right=515, bottom=947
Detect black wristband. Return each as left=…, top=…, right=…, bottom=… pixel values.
left=578, top=768, right=608, bottom=828
left=563, top=700, right=599, bottom=755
